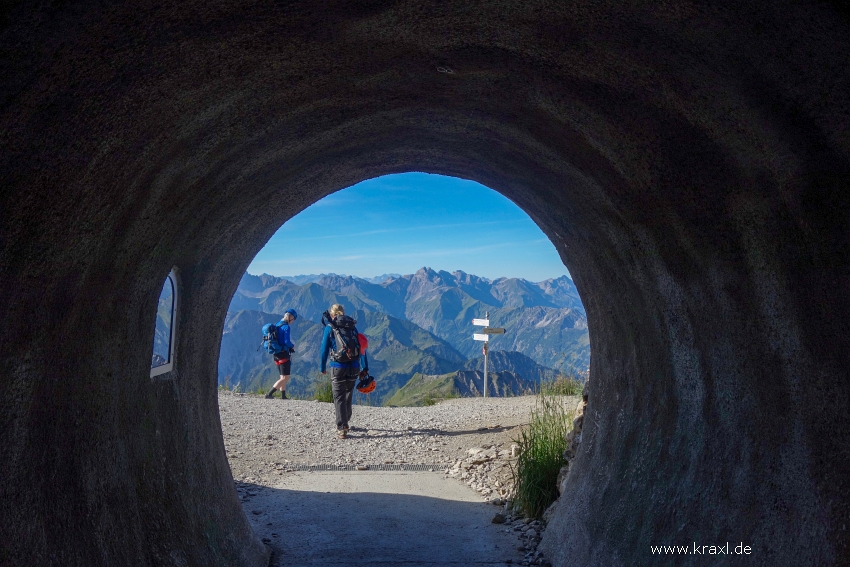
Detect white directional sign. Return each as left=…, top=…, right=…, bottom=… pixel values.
left=473, top=333, right=490, bottom=342
left=472, top=318, right=490, bottom=326
left=481, top=327, right=505, bottom=335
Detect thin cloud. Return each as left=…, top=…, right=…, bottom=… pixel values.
left=274, top=219, right=528, bottom=243
left=366, top=240, right=545, bottom=259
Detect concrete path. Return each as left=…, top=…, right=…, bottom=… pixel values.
left=242, top=471, right=525, bottom=566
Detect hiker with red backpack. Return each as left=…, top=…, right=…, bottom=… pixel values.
left=320, top=304, right=372, bottom=438
left=261, top=309, right=298, bottom=400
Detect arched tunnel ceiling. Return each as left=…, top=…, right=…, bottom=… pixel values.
left=1, top=2, right=849, bottom=566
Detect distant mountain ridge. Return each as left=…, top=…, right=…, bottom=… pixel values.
left=270, top=272, right=401, bottom=285
left=219, top=267, right=589, bottom=401
left=245, top=269, right=583, bottom=311
left=232, top=268, right=588, bottom=368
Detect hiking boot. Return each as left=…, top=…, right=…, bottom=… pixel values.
left=280, top=390, right=288, bottom=400
left=264, top=388, right=277, bottom=399
left=337, top=429, right=347, bottom=439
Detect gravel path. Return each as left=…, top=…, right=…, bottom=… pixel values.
left=220, top=393, right=576, bottom=473
left=220, top=392, right=582, bottom=566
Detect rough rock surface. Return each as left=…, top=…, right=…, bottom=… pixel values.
left=1, top=2, right=849, bottom=566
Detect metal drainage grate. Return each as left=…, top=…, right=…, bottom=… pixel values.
left=282, top=463, right=444, bottom=472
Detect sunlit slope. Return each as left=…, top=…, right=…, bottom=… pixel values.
left=386, top=367, right=537, bottom=407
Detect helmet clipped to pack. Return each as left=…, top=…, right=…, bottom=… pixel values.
left=356, top=375, right=376, bottom=394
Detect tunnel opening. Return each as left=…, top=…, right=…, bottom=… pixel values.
left=210, top=172, right=593, bottom=564
left=214, top=172, right=590, bottom=405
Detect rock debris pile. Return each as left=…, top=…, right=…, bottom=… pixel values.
left=493, top=514, right=551, bottom=567
left=446, top=445, right=516, bottom=501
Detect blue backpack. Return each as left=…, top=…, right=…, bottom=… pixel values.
left=260, top=322, right=283, bottom=354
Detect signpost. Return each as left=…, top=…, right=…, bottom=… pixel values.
left=472, top=312, right=506, bottom=398
left=480, top=327, right=505, bottom=335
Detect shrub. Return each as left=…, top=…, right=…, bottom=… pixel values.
left=510, top=393, right=573, bottom=519
left=540, top=375, right=584, bottom=396
left=422, top=388, right=460, bottom=406
left=443, top=388, right=461, bottom=400
left=313, top=379, right=333, bottom=403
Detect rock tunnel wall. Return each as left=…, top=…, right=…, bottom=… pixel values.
left=1, top=1, right=848, bottom=565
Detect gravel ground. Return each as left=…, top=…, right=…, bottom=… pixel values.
left=220, top=391, right=582, bottom=566
left=219, top=392, right=579, bottom=476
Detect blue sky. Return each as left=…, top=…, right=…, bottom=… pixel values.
left=247, top=173, right=568, bottom=282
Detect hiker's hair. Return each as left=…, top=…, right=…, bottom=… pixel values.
left=329, top=304, right=344, bottom=317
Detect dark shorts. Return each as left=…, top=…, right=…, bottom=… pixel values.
left=273, top=353, right=291, bottom=376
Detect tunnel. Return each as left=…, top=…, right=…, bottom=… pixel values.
left=1, top=1, right=849, bottom=565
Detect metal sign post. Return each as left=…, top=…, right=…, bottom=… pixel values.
left=483, top=340, right=488, bottom=398
left=472, top=312, right=506, bottom=398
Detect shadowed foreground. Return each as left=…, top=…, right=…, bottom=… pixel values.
left=242, top=472, right=523, bottom=566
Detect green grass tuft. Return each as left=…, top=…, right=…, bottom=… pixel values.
left=539, top=374, right=584, bottom=396
left=443, top=388, right=461, bottom=400
left=421, top=387, right=460, bottom=406
left=510, top=393, right=574, bottom=519
left=313, top=379, right=333, bottom=403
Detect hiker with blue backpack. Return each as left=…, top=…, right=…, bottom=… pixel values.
left=320, top=304, right=371, bottom=438
left=261, top=309, right=298, bottom=400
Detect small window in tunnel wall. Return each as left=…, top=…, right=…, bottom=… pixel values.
left=150, top=269, right=178, bottom=377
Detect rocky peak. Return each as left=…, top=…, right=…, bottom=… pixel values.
left=405, top=267, right=454, bottom=301
left=317, top=274, right=359, bottom=290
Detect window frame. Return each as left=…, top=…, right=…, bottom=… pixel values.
left=150, top=268, right=180, bottom=378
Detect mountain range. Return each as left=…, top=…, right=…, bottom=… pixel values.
left=218, top=268, right=589, bottom=403
left=275, top=273, right=401, bottom=285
